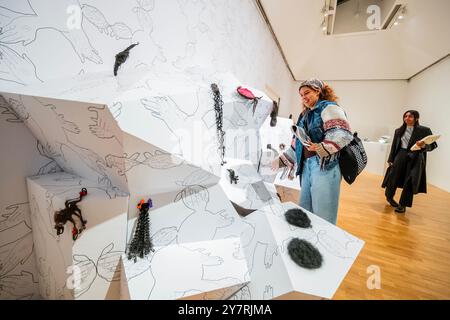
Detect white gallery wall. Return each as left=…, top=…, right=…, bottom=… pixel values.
left=0, top=0, right=297, bottom=299
left=407, top=56, right=450, bottom=192
left=290, top=80, right=408, bottom=141
left=324, top=80, right=408, bottom=142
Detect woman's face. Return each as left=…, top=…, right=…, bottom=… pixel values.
left=299, top=86, right=320, bottom=108
left=403, top=112, right=417, bottom=127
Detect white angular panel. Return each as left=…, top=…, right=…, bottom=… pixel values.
left=27, top=172, right=128, bottom=299
left=121, top=238, right=249, bottom=300
left=231, top=202, right=364, bottom=300
left=1, top=93, right=129, bottom=196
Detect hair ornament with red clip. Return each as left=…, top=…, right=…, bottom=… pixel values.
left=54, top=188, right=88, bottom=241
left=127, top=198, right=154, bottom=262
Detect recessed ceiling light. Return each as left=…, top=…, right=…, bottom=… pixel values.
left=394, top=21, right=399, bottom=26
left=398, top=15, right=404, bottom=19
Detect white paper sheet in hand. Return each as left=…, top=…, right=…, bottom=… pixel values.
left=410, top=134, right=440, bottom=151
left=291, top=125, right=311, bottom=147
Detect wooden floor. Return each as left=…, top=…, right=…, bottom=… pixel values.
left=276, top=172, right=450, bottom=300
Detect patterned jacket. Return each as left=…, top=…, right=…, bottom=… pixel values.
left=288, top=100, right=353, bottom=176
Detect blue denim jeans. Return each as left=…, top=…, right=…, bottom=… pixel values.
left=299, top=156, right=342, bottom=225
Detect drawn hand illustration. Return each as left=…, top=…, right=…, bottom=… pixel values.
left=0, top=271, right=37, bottom=299
left=0, top=45, right=41, bottom=86
left=96, top=243, right=122, bottom=282
left=105, top=153, right=141, bottom=176
left=0, top=202, right=30, bottom=232
left=72, top=254, right=97, bottom=298
left=88, top=105, right=121, bottom=144
left=263, top=285, right=273, bottom=300
left=0, top=234, right=33, bottom=277
left=82, top=4, right=132, bottom=40
left=230, top=285, right=251, bottom=300
left=1, top=0, right=102, bottom=64
left=141, top=150, right=185, bottom=169
left=141, top=96, right=189, bottom=133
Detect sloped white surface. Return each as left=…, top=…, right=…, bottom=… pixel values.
left=121, top=238, right=248, bottom=300
left=129, top=184, right=246, bottom=246
left=27, top=172, right=128, bottom=299
left=1, top=93, right=129, bottom=196
left=232, top=202, right=364, bottom=300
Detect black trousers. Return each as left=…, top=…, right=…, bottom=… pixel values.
left=385, top=149, right=414, bottom=207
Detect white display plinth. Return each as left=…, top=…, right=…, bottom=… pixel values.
left=27, top=172, right=128, bottom=299
left=362, top=141, right=391, bottom=176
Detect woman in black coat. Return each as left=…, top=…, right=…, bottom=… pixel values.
left=382, top=110, right=438, bottom=213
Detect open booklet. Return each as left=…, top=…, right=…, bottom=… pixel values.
left=410, top=134, right=441, bottom=151
left=291, top=125, right=311, bottom=147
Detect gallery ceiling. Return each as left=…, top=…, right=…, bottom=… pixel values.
left=258, top=0, right=450, bottom=80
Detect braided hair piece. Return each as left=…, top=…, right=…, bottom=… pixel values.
left=211, top=83, right=226, bottom=166
left=127, top=199, right=154, bottom=262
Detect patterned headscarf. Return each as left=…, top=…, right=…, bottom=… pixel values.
left=299, top=79, right=325, bottom=94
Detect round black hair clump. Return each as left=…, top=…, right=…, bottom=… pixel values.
left=287, top=238, right=322, bottom=269
left=285, top=208, right=311, bottom=228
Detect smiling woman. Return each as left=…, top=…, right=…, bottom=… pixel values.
left=272, top=79, right=353, bottom=225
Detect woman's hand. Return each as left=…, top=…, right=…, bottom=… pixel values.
left=271, top=158, right=280, bottom=171
left=416, top=141, right=426, bottom=149
left=305, top=142, right=319, bottom=152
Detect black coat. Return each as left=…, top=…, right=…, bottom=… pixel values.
left=382, top=125, right=437, bottom=194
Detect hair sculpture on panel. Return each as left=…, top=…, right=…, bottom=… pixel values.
left=127, top=199, right=154, bottom=262
left=287, top=238, right=323, bottom=269
left=114, top=43, right=139, bottom=76
left=227, top=169, right=239, bottom=184
left=54, top=188, right=88, bottom=241
left=236, top=86, right=262, bottom=115
left=285, top=208, right=311, bottom=228
left=211, top=83, right=226, bottom=165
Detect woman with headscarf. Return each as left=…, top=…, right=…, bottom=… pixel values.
left=273, top=79, right=353, bottom=224
left=382, top=110, right=438, bottom=213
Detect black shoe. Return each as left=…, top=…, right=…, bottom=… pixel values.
left=387, top=197, right=399, bottom=208
left=395, top=206, right=406, bottom=213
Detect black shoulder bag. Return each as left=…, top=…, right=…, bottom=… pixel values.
left=339, top=132, right=367, bottom=185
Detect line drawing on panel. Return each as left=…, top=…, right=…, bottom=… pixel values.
left=72, top=254, right=97, bottom=298
left=0, top=43, right=42, bottom=86
left=36, top=141, right=63, bottom=176
left=0, top=202, right=31, bottom=233
left=105, top=152, right=141, bottom=176
left=146, top=245, right=232, bottom=300
left=131, top=1, right=166, bottom=67
left=229, top=284, right=251, bottom=300
left=0, top=232, right=34, bottom=278
left=0, top=0, right=102, bottom=66
left=141, top=93, right=200, bottom=136
left=81, top=4, right=132, bottom=40
left=87, top=105, right=123, bottom=146
left=96, top=242, right=123, bottom=282
left=263, top=284, right=274, bottom=300
left=0, top=96, right=27, bottom=122
left=141, top=150, right=185, bottom=169
left=0, top=270, right=38, bottom=300
left=109, top=102, right=123, bottom=119
left=278, top=214, right=361, bottom=260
